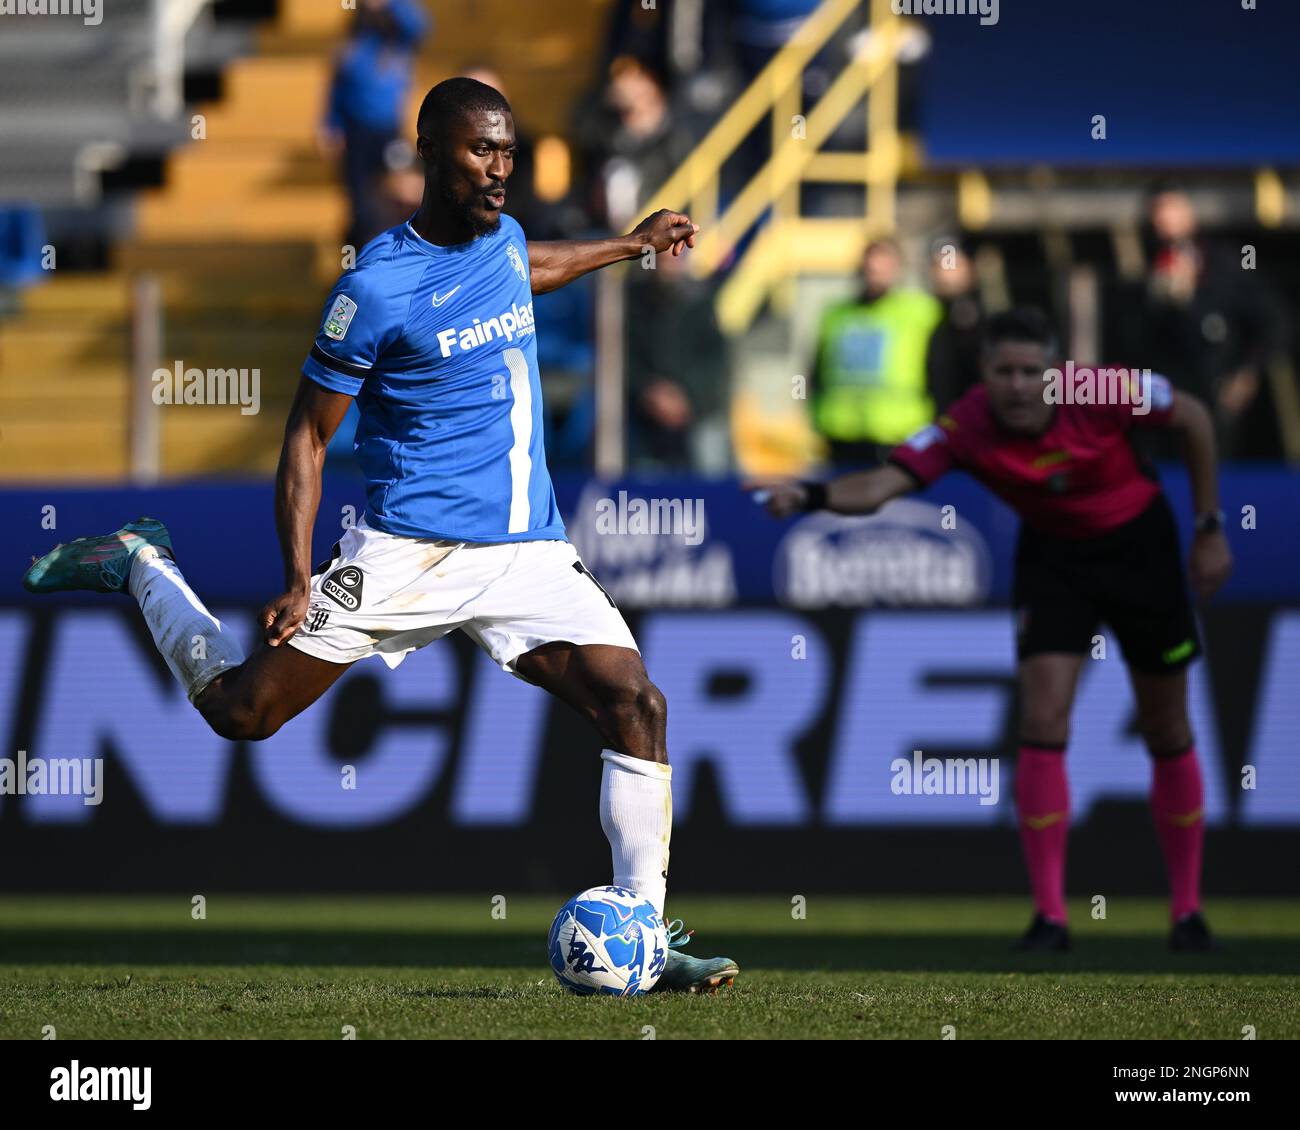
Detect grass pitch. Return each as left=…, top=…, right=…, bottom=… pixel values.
left=0, top=896, right=1296, bottom=1039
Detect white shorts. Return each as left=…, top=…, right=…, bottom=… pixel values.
left=287, top=519, right=638, bottom=677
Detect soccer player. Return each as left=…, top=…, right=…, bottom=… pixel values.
left=748, top=308, right=1233, bottom=952
left=24, top=78, right=737, bottom=991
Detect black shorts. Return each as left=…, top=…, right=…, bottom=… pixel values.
left=1013, top=494, right=1201, bottom=673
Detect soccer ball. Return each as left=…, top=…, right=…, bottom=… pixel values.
left=548, top=885, right=669, bottom=996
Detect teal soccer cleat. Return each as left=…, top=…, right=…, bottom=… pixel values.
left=23, top=517, right=173, bottom=594
left=650, top=919, right=740, bottom=993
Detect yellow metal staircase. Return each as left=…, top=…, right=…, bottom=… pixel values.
left=641, top=0, right=908, bottom=473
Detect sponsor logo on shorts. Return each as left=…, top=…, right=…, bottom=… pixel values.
left=322, top=565, right=364, bottom=611
left=305, top=604, right=331, bottom=633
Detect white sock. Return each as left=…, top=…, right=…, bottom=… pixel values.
left=599, top=750, right=672, bottom=916
left=128, top=547, right=244, bottom=703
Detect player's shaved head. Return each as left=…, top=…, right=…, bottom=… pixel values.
left=417, top=77, right=512, bottom=147
left=413, top=77, right=516, bottom=243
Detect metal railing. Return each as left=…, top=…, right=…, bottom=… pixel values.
left=640, top=0, right=905, bottom=335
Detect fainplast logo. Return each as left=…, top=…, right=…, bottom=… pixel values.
left=436, top=302, right=535, bottom=358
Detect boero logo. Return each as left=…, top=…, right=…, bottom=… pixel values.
left=322, top=565, right=364, bottom=611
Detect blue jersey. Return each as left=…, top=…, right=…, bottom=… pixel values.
left=303, top=215, right=565, bottom=543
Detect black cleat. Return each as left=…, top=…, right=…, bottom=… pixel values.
left=1016, top=913, right=1071, bottom=952
left=1169, top=911, right=1214, bottom=952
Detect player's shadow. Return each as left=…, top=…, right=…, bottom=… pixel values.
left=0, top=928, right=1296, bottom=975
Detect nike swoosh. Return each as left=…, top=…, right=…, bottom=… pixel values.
left=431, top=286, right=461, bottom=308
left=1024, top=811, right=1066, bottom=831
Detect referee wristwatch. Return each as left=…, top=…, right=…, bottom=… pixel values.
left=1193, top=509, right=1225, bottom=535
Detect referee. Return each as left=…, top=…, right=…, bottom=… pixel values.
left=749, top=308, right=1232, bottom=951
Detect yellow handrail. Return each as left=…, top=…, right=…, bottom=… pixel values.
left=639, top=0, right=905, bottom=334
left=642, top=0, right=863, bottom=228
left=695, top=24, right=898, bottom=274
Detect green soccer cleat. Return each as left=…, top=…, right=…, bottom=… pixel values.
left=22, top=517, right=173, bottom=594
left=649, top=919, right=739, bottom=993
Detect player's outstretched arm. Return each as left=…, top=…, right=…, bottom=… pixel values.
left=1168, top=390, right=1233, bottom=598
left=263, top=377, right=354, bottom=646
left=527, top=209, right=699, bottom=294
left=744, top=464, right=917, bottom=519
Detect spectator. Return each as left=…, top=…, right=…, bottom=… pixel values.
left=810, top=237, right=942, bottom=467
left=624, top=244, right=730, bottom=471
left=372, top=141, right=425, bottom=232
left=572, top=56, right=694, bottom=230
left=319, top=0, right=430, bottom=249
left=1115, top=184, right=1289, bottom=458
left=926, top=236, right=985, bottom=409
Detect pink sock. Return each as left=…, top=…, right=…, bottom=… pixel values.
left=1151, top=746, right=1204, bottom=921
left=1015, top=746, right=1069, bottom=924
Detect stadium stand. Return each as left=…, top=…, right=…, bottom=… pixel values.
left=0, top=0, right=608, bottom=480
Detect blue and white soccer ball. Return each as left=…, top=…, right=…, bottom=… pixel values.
left=548, top=886, right=669, bottom=996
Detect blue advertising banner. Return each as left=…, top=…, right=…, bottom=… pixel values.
left=0, top=605, right=1295, bottom=893
left=1, top=470, right=1295, bottom=893
left=3, top=466, right=1296, bottom=606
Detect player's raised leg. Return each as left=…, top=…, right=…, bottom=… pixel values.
left=23, top=516, right=351, bottom=741
left=1014, top=652, right=1085, bottom=951
left=1129, top=666, right=1212, bottom=950
left=514, top=640, right=738, bottom=992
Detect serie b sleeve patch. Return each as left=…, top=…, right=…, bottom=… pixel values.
left=323, top=294, right=358, bottom=341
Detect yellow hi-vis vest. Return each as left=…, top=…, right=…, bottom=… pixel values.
left=813, top=288, right=943, bottom=445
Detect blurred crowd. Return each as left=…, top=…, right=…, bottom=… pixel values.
left=319, top=1, right=1295, bottom=473
left=810, top=185, right=1292, bottom=468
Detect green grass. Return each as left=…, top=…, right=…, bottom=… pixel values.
left=1, top=897, right=1297, bottom=1039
